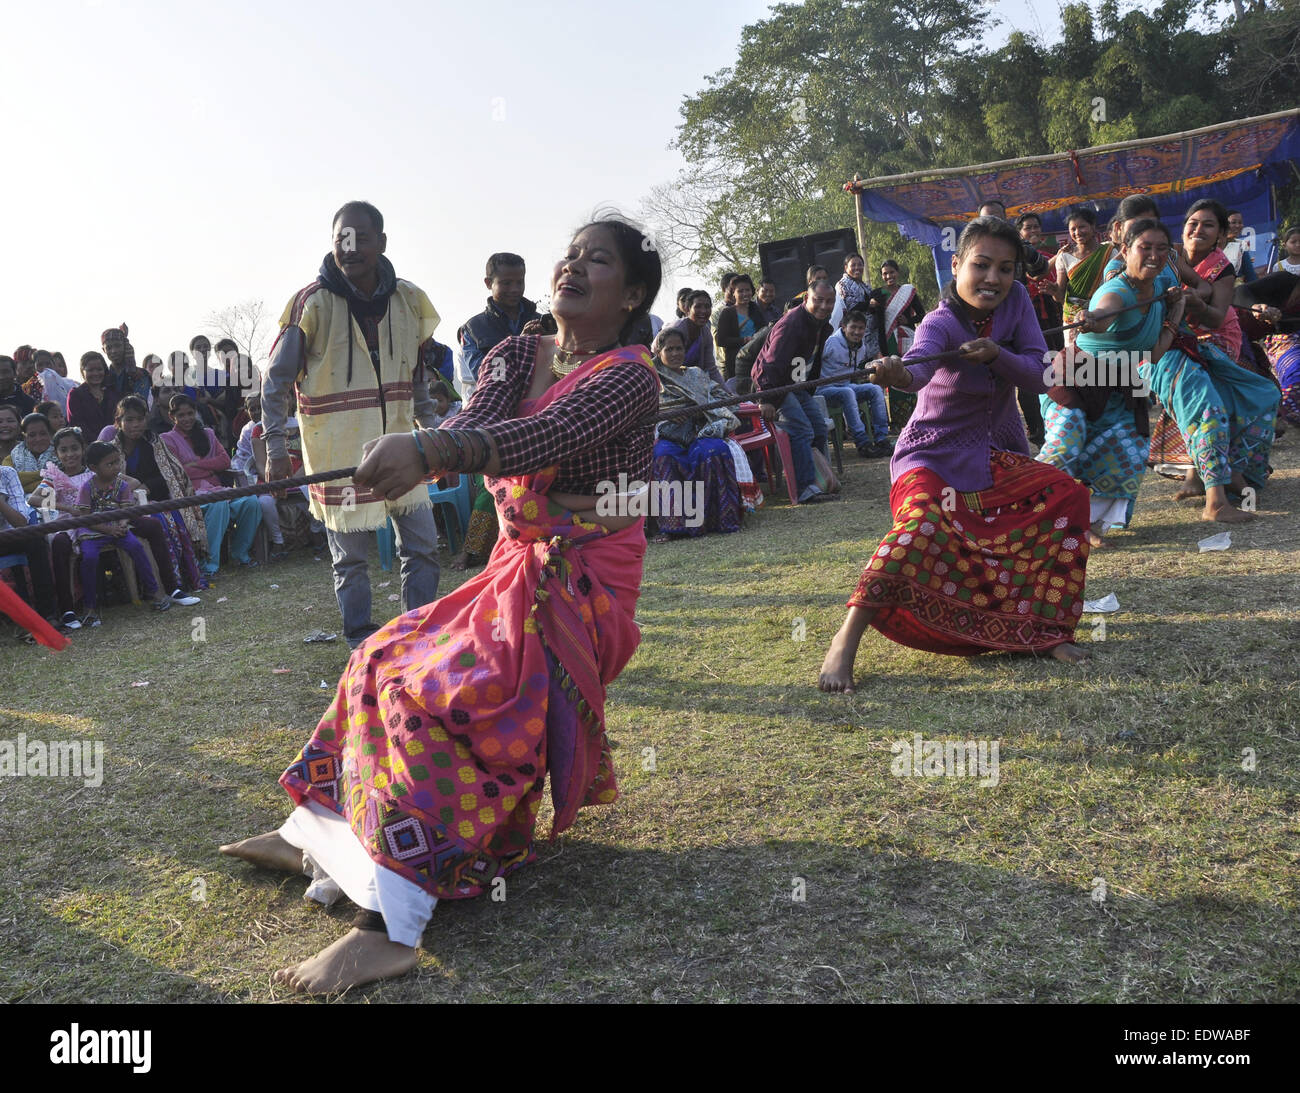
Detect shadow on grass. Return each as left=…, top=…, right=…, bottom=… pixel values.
left=200, top=836, right=1300, bottom=1003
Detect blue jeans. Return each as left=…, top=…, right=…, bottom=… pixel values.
left=821, top=382, right=889, bottom=445
left=326, top=505, right=441, bottom=647
left=777, top=390, right=829, bottom=493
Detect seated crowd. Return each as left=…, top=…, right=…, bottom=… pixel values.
left=0, top=329, right=329, bottom=638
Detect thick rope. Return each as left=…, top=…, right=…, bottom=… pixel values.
left=0, top=468, right=355, bottom=549
left=651, top=294, right=1159, bottom=421
left=0, top=297, right=1161, bottom=548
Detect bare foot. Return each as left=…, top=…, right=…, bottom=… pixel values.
left=1173, top=471, right=1205, bottom=501
left=1050, top=642, right=1090, bottom=663
left=450, top=551, right=469, bottom=571
left=818, top=632, right=858, bottom=692
left=1085, top=528, right=1105, bottom=548
left=818, top=606, right=875, bottom=692
left=219, top=831, right=303, bottom=873
left=1203, top=502, right=1254, bottom=524
left=273, top=928, right=418, bottom=994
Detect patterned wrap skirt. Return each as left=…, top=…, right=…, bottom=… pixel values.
left=1037, top=393, right=1149, bottom=528
left=651, top=437, right=741, bottom=536
left=1263, top=332, right=1300, bottom=425
left=280, top=467, right=645, bottom=901
left=462, top=475, right=500, bottom=559
left=848, top=451, right=1091, bottom=655
left=1141, top=339, right=1278, bottom=489
left=152, top=511, right=207, bottom=591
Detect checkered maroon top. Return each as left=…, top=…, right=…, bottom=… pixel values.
left=453, top=335, right=659, bottom=495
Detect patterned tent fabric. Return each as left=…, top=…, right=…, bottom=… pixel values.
left=846, top=111, right=1300, bottom=286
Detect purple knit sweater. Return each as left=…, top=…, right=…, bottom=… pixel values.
left=889, top=281, right=1048, bottom=492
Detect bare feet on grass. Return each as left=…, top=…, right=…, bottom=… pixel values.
left=1050, top=642, right=1090, bottom=663
left=273, top=928, right=418, bottom=994
left=818, top=606, right=875, bottom=693
left=1203, top=502, right=1254, bottom=524
left=1173, top=468, right=1204, bottom=501
left=1085, top=525, right=1106, bottom=548
left=219, top=831, right=303, bottom=873
left=1203, top=483, right=1254, bottom=524
left=450, top=551, right=469, bottom=571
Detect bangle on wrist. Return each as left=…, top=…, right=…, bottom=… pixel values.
left=410, top=429, right=431, bottom=475
left=447, top=429, right=466, bottom=470
left=425, top=431, right=443, bottom=471
left=470, top=430, right=491, bottom=473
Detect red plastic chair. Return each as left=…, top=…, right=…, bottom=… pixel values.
left=733, top=402, right=800, bottom=505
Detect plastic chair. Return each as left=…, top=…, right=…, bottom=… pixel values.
left=377, top=474, right=472, bottom=569
left=427, top=474, right=471, bottom=554
left=823, top=400, right=845, bottom=473
left=376, top=518, right=396, bottom=572
left=827, top=396, right=877, bottom=461
left=733, top=403, right=800, bottom=505
left=67, top=541, right=149, bottom=609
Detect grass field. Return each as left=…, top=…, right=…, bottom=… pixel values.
left=2, top=435, right=1298, bottom=1003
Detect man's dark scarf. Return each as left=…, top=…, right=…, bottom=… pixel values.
left=317, top=253, right=399, bottom=385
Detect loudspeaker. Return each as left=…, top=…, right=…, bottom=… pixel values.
left=759, top=228, right=857, bottom=304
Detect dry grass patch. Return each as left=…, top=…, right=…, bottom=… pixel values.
left=2, top=436, right=1298, bottom=1002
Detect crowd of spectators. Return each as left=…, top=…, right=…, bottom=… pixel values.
left=6, top=201, right=1294, bottom=642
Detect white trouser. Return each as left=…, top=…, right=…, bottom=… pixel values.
left=279, top=801, right=437, bottom=947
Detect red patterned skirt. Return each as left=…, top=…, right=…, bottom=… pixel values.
left=848, top=451, right=1091, bottom=655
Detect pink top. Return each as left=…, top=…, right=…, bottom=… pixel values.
left=1188, top=248, right=1243, bottom=361
left=40, top=464, right=94, bottom=509
left=161, top=427, right=229, bottom=493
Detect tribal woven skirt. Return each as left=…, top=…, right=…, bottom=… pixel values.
left=848, top=451, right=1091, bottom=655
left=1263, top=333, right=1300, bottom=425
left=1037, top=395, right=1149, bottom=529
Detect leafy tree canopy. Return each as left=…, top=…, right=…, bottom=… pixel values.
left=644, top=0, right=1299, bottom=290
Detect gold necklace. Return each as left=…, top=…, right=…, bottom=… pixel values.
left=552, top=339, right=619, bottom=378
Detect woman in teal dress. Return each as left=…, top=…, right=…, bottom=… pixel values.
left=1100, top=209, right=1278, bottom=523
left=1038, top=219, right=1182, bottom=544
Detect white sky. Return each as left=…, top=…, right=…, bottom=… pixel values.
left=3, top=0, right=1063, bottom=367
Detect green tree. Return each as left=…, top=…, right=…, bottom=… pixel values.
left=1223, top=0, right=1300, bottom=114
left=647, top=0, right=1298, bottom=292
left=645, top=0, right=996, bottom=281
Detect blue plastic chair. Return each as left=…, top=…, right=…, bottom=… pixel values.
left=375, top=475, right=472, bottom=570
left=376, top=519, right=396, bottom=572
left=427, top=475, right=471, bottom=554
